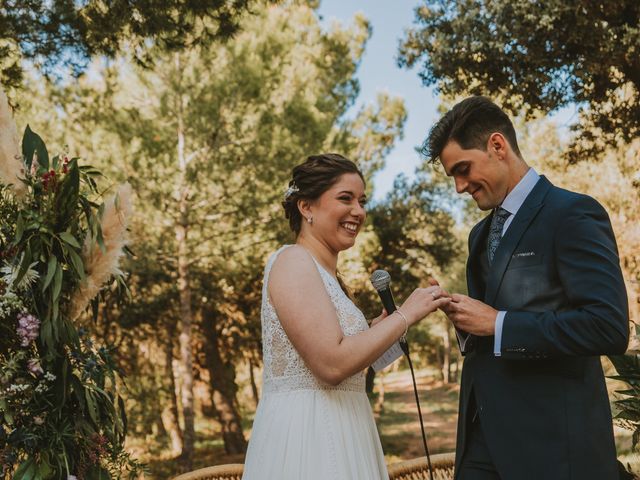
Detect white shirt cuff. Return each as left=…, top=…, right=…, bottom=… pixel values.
left=494, top=311, right=506, bottom=357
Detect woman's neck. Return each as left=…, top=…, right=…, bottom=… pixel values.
left=296, top=234, right=338, bottom=276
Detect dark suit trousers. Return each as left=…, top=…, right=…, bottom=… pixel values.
left=458, top=396, right=501, bottom=480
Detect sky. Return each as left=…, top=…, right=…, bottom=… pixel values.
left=316, top=1, right=576, bottom=201
left=316, top=0, right=439, bottom=200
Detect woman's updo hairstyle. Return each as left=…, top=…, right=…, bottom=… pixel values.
left=282, top=153, right=364, bottom=235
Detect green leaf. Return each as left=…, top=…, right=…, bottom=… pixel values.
left=87, top=465, right=111, bottom=480
left=59, top=231, right=81, bottom=249
left=42, top=255, right=57, bottom=291
left=52, top=264, right=63, bottom=301
left=42, top=318, right=54, bottom=349
left=13, top=245, right=32, bottom=287
left=14, top=213, right=25, bottom=243
left=14, top=459, right=36, bottom=480
left=52, top=297, right=59, bottom=323
left=85, top=389, right=100, bottom=426
left=3, top=410, right=13, bottom=426
left=54, top=159, right=80, bottom=230
left=67, top=246, right=85, bottom=280
left=21, top=125, right=49, bottom=170
left=36, top=460, right=53, bottom=478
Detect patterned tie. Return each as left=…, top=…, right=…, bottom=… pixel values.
left=487, top=207, right=511, bottom=264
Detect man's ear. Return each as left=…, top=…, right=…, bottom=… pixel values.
left=488, top=132, right=508, bottom=159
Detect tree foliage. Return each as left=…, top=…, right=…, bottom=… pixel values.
left=0, top=0, right=260, bottom=89
left=398, top=0, right=640, bottom=161
left=11, top=2, right=414, bottom=465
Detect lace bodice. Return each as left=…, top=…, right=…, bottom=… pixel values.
left=261, top=245, right=368, bottom=394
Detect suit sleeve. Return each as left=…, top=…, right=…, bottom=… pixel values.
left=500, top=196, right=629, bottom=359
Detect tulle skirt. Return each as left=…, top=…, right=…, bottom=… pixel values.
left=242, top=388, right=389, bottom=480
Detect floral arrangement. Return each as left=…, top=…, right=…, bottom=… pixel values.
left=0, top=87, right=142, bottom=478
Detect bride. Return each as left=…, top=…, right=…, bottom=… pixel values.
left=242, top=153, right=450, bottom=479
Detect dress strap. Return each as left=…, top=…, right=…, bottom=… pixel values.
left=262, top=245, right=294, bottom=292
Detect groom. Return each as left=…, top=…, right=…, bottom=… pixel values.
left=427, top=96, right=629, bottom=479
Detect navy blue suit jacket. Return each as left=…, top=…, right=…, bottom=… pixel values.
left=455, top=176, right=629, bottom=479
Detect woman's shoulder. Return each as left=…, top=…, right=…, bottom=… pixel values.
left=270, top=244, right=315, bottom=275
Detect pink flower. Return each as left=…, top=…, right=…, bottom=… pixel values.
left=27, top=358, right=44, bottom=375
left=16, top=313, right=40, bottom=347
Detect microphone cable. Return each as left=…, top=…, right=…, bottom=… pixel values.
left=399, top=340, right=434, bottom=480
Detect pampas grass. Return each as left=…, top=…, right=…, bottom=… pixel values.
left=0, top=86, right=26, bottom=198
left=69, top=183, right=133, bottom=320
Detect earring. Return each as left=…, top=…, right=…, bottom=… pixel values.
left=307, top=216, right=313, bottom=224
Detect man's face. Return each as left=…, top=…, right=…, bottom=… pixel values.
left=440, top=139, right=510, bottom=211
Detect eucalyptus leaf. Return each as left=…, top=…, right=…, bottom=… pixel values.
left=14, top=459, right=35, bottom=480
left=14, top=213, right=25, bottom=243
left=85, top=389, right=100, bottom=426
left=42, top=256, right=57, bottom=291
left=52, top=264, right=63, bottom=301
left=59, top=231, right=81, bottom=249
left=13, top=245, right=33, bottom=288
left=67, top=247, right=85, bottom=280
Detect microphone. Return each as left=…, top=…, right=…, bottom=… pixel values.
left=370, top=269, right=408, bottom=354
left=369, top=269, right=434, bottom=479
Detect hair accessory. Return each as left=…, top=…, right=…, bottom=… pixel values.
left=284, top=183, right=299, bottom=200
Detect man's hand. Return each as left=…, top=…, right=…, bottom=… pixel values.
left=441, top=294, right=498, bottom=336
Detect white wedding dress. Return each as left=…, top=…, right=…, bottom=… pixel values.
left=242, top=245, right=389, bottom=480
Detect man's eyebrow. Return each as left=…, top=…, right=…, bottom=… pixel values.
left=450, top=161, right=468, bottom=176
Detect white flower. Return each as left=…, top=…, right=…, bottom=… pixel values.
left=2, top=257, right=40, bottom=291
left=7, top=383, right=29, bottom=394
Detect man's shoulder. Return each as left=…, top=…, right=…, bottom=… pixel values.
left=544, top=182, right=606, bottom=215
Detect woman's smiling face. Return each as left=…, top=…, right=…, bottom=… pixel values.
left=306, top=172, right=367, bottom=252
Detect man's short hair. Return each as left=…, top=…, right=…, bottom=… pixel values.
left=423, top=96, right=522, bottom=163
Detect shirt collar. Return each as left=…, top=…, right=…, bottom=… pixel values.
left=501, top=168, right=540, bottom=216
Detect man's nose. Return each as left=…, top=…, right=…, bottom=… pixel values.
left=454, top=177, right=468, bottom=194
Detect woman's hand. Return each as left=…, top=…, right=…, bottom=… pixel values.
left=399, top=285, right=451, bottom=325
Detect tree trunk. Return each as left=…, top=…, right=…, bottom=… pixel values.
left=248, top=358, right=259, bottom=408
left=442, top=321, right=451, bottom=384
left=202, top=308, right=247, bottom=454
left=162, top=332, right=183, bottom=456
left=435, top=341, right=443, bottom=381
left=453, top=356, right=460, bottom=383
left=175, top=53, right=195, bottom=469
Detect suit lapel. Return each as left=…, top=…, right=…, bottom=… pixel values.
left=466, top=215, right=491, bottom=299
left=485, top=176, right=553, bottom=305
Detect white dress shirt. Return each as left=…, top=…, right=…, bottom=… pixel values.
left=493, top=168, right=540, bottom=356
